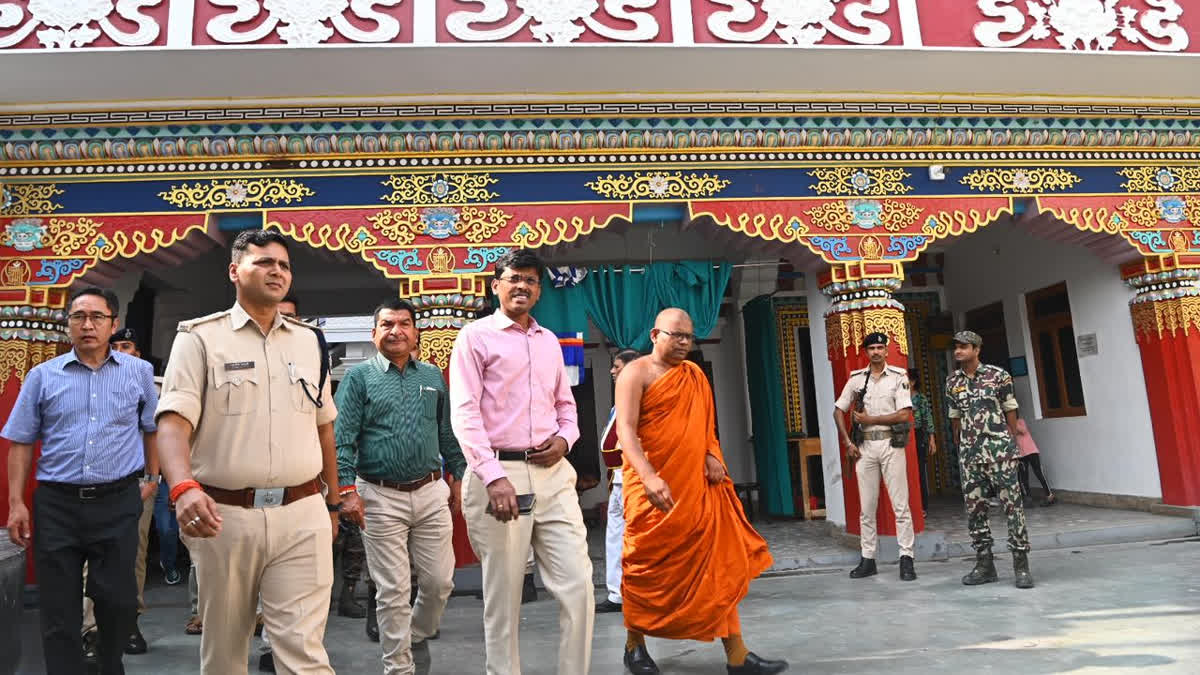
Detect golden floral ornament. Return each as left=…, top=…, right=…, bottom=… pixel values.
left=825, top=307, right=909, bottom=360
left=809, top=168, right=912, bottom=196
left=418, top=328, right=459, bottom=371
left=158, top=179, right=314, bottom=209
left=0, top=341, right=61, bottom=395
left=1130, top=296, right=1200, bottom=342
left=585, top=172, right=729, bottom=199
left=1119, top=166, right=1200, bottom=193
left=806, top=199, right=925, bottom=233
left=960, top=168, right=1082, bottom=194
left=381, top=173, right=499, bottom=205
left=0, top=183, right=65, bottom=216
left=267, top=220, right=379, bottom=253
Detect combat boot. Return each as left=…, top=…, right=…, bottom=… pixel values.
left=1013, top=551, right=1035, bottom=589
left=848, top=557, right=877, bottom=579
left=961, top=551, right=998, bottom=585
left=338, top=579, right=366, bottom=618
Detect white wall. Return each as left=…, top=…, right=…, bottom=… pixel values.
left=943, top=221, right=1161, bottom=499
left=806, top=282, right=846, bottom=526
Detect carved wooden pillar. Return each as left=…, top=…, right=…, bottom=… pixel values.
left=1124, top=259, right=1200, bottom=507
left=405, top=277, right=491, bottom=567
left=0, top=286, right=70, bottom=582
left=820, top=263, right=925, bottom=541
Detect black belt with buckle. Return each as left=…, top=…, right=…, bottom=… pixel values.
left=359, top=471, right=442, bottom=492
left=496, top=448, right=535, bottom=462
left=40, top=471, right=140, bottom=500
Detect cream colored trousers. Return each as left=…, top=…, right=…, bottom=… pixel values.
left=463, top=458, right=594, bottom=675
left=182, top=492, right=334, bottom=675
left=855, top=438, right=915, bottom=559
left=358, top=477, right=456, bottom=675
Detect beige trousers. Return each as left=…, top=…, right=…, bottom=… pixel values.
left=83, top=491, right=153, bottom=633
left=463, top=458, right=594, bottom=675
left=855, top=438, right=915, bottom=559
left=182, top=493, right=334, bottom=675
left=357, top=477, right=456, bottom=675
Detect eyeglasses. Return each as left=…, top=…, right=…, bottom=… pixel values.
left=68, top=312, right=115, bottom=325
left=656, top=329, right=696, bottom=344
left=499, top=274, right=541, bottom=287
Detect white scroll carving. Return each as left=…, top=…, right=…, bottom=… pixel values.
left=707, top=0, right=892, bottom=46
left=445, top=0, right=660, bottom=43
left=0, top=0, right=164, bottom=49
left=974, top=0, right=1187, bottom=52
left=205, top=0, right=405, bottom=45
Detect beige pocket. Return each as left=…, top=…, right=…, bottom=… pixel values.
left=210, top=367, right=258, bottom=416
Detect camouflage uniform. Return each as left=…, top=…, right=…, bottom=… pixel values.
left=945, top=364, right=1030, bottom=554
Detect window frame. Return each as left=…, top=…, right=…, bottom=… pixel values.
left=1025, top=282, right=1087, bottom=418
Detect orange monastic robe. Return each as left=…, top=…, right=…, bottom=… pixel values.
left=622, top=361, right=772, bottom=640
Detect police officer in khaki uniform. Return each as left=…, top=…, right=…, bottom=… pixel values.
left=155, top=230, right=341, bottom=675
left=832, top=332, right=917, bottom=582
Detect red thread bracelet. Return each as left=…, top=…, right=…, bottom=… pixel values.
left=338, top=486, right=356, bottom=495
left=169, top=480, right=202, bottom=504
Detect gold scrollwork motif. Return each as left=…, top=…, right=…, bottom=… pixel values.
left=1, top=184, right=65, bottom=216
left=809, top=168, right=912, bottom=196
left=459, top=206, right=512, bottom=243
left=921, top=207, right=1007, bottom=238
left=775, top=305, right=810, bottom=434
left=268, top=221, right=380, bottom=253
left=959, top=168, right=1082, bottom=194
left=418, top=328, right=459, bottom=371
left=1131, top=296, right=1200, bottom=342
left=1119, top=166, right=1200, bottom=193
left=809, top=200, right=926, bottom=233
left=45, top=217, right=101, bottom=256
left=585, top=172, right=729, bottom=200
left=381, top=173, right=499, bottom=205
left=806, top=201, right=854, bottom=232
left=159, top=179, right=314, bottom=209
left=1040, top=205, right=1124, bottom=235
left=1119, top=197, right=1163, bottom=229
left=0, top=340, right=61, bottom=394
left=510, top=215, right=616, bottom=248
left=84, top=227, right=203, bottom=261
left=825, top=307, right=909, bottom=360
left=366, top=209, right=421, bottom=245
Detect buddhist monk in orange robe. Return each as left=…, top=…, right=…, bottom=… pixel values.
left=614, top=308, right=788, bottom=675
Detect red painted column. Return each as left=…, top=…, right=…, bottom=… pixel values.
left=1124, top=262, right=1200, bottom=507
left=0, top=289, right=70, bottom=582
left=820, top=263, right=925, bottom=539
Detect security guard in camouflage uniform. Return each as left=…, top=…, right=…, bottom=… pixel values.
left=944, top=331, right=1034, bottom=589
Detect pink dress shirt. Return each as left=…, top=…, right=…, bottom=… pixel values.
left=449, top=310, right=580, bottom=486
left=1015, top=418, right=1040, bottom=458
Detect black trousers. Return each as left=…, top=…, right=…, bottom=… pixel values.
left=1018, top=454, right=1053, bottom=498
left=33, top=480, right=141, bottom=675
left=915, top=430, right=931, bottom=510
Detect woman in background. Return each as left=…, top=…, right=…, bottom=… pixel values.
left=1015, top=411, right=1056, bottom=507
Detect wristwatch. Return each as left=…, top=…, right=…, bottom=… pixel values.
left=326, top=500, right=341, bottom=513
left=141, top=473, right=160, bottom=485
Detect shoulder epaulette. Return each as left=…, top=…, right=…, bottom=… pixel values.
left=282, top=315, right=317, bottom=329
left=176, top=310, right=229, bottom=333
left=850, top=366, right=869, bottom=375
left=886, top=364, right=907, bottom=374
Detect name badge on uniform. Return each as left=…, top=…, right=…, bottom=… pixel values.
left=224, top=361, right=255, bottom=371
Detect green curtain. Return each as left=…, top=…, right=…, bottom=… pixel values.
left=531, top=271, right=589, bottom=334
left=742, top=295, right=795, bottom=517
left=646, top=261, right=731, bottom=340
left=580, top=265, right=655, bottom=352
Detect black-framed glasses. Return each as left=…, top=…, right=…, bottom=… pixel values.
left=656, top=329, right=696, bottom=344
left=67, top=312, right=115, bottom=325
left=499, top=274, right=541, bottom=287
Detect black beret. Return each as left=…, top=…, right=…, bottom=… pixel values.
left=109, top=327, right=138, bottom=346
left=862, top=332, right=888, bottom=348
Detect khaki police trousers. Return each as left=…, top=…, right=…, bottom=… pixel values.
left=182, top=492, right=334, bottom=675
left=82, top=490, right=154, bottom=633
left=358, top=477, right=455, bottom=675
left=463, top=458, right=594, bottom=675
left=855, top=438, right=915, bottom=559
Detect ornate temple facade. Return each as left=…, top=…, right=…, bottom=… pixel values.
left=4, top=2, right=1200, bottom=575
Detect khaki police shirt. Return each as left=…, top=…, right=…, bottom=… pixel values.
left=155, top=303, right=336, bottom=490
left=834, top=364, right=913, bottom=431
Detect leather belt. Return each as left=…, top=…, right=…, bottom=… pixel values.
left=496, top=448, right=534, bottom=462
left=201, top=477, right=321, bottom=509
left=40, top=471, right=140, bottom=501
left=359, top=471, right=441, bottom=492
left=862, top=430, right=891, bottom=441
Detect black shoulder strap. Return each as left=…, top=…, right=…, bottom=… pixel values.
left=299, top=322, right=330, bottom=408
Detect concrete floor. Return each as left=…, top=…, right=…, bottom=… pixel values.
left=14, top=536, right=1200, bottom=674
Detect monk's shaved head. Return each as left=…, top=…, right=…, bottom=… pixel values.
left=651, top=307, right=695, bottom=366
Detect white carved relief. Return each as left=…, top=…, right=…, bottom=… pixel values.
left=206, top=0, right=404, bottom=45
left=974, top=0, right=1187, bottom=52
left=0, top=0, right=163, bottom=49
left=445, top=0, right=660, bottom=43
left=708, top=0, right=892, bottom=46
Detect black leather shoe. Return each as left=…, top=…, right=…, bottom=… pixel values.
left=258, top=650, right=275, bottom=673
left=848, top=557, right=877, bottom=579
left=899, top=555, right=917, bottom=581
left=623, top=644, right=660, bottom=675
left=521, top=573, right=538, bottom=604
left=596, top=599, right=623, bottom=613
left=366, top=583, right=379, bottom=643
left=727, top=652, right=789, bottom=674
left=124, top=623, right=148, bottom=655
left=82, top=630, right=101, bottom=666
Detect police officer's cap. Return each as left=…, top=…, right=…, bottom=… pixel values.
left=862, top=332, right=888, bottom=348
left=953, top=330, right=983, bottom=347
left=109, top=327, right=138, bottom=347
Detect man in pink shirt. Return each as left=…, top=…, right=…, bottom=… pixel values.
left=450, top=249, right=594, bottom=675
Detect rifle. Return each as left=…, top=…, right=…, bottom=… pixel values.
left=850, top=370, right=870, bottom=448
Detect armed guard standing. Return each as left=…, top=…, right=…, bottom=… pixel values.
left=832, top=332, right=917, bottom=582
left=945, top=331, right=1034, bottom=589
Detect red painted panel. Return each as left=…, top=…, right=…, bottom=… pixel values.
left=919, top=0, right=1199, bottom=54
left=691, top=0, right=903, bottom=46
left=436, top=0, right=673, bottom=44
left=0, top=1, right=170, bottom=50
left=1141, top=329, right=1200, bottom=506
